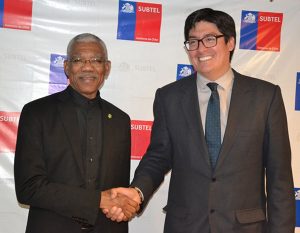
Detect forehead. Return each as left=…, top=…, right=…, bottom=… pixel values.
left=70, top=41, right=105, bottom=56
left=189, top=21, right=221, bottom=37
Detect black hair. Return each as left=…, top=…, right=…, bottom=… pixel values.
left=184, top=8, right=236, bottom=61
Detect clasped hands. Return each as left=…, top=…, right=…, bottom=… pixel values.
left=100, top=187, right=141, bottom=222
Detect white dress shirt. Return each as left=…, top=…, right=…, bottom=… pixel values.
left=196, top=68, right=234, bottom=142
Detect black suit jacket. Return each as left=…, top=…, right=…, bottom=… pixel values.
left=14, top=87, right=131, bottom=233
left=131, top=70, right=295, bottom=233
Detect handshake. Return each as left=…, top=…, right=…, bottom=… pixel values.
left=100, top=187, right=142, bottom=222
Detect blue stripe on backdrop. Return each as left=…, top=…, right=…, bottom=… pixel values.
left=0, top=0, right=4, bottom=27
left=295, top=188, right=300, bottom=227
left=295, top=73, right=300, bottom=111
left=117, top=1, right=136, bottom=41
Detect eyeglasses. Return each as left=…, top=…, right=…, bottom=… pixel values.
left=184, top=35, right=225, bottom=51
left=68, top=57, right=108, bottom=68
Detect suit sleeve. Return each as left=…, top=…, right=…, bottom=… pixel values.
left=14, top=103, right=100, bottom=225
left=264, top=86, right=295, bottom=232
left=131, top=88, right=172, bottom=206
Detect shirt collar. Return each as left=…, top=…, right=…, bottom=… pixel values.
left=196, top=68, right=234, bottom=91
left=67, top=85, right=100, bottom=108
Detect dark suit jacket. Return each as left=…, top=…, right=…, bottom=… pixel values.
left=131, top=70, right=295, bottom=233
left=14, top=87, right=131, bottom=233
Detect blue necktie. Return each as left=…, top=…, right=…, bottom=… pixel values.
left=205, top=83, right=221, bottom=169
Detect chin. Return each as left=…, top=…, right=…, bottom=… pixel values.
left=198, top=68, right=214, bottom=76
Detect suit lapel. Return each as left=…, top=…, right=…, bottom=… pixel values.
left=57, top=90, right=84, bottom=177
left=215, top=72, right=251, bottom=171
left=180, top=75, right=211, bottom=167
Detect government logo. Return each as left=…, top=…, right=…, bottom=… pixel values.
left=0, top=111, right=20, bottom=152
left=0, top=0, right=33, bottom=30
left=131, top=120, right=153, bottom=160
left=49, top=54, right=68, bottom=95
left=240, top=10, right=283, bottom=51
left=117, top=0, right=162, bottom=43
left=176, top=64, right=194, bottom=80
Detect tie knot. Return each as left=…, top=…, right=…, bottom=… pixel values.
left=207, top=82, right=218, bottom=92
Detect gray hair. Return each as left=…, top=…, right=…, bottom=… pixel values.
left=66, top=33, right=108, bottom=59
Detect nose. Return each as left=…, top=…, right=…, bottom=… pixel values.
left=197, top=40, right=207, bottom=52
left=81, top=59, right=94, bottom=70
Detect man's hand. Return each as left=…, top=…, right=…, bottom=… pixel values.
left=101, top=187, right=142, bottom=222
left=100, top=189, right=140, bottom=222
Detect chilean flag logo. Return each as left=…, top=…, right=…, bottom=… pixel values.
left=0, top=0, right=33, bottom=30
left=117, top=1, right=162, bottom=43
left=240, top=10, right=283, bottom=52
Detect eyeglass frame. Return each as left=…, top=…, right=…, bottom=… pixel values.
left=67, top=57, right=109, bottom=68
left=184, top=35, right=225, bottom=51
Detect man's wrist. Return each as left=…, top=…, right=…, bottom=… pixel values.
left=132, top=186, right=144, bottom=203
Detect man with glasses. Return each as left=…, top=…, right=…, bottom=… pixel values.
left=14, top=33, right=139, bottom=233
left=106, top=8, right=295, bottom=233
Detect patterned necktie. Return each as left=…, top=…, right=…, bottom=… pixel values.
left=205, top=82, right=221, bottom=169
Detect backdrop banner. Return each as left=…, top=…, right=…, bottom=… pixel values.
left=0, top=0, right=299, bottom=232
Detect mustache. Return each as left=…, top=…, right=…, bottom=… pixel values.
left=76, top=73, right=98, bottom=79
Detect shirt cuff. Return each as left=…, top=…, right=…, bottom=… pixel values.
left=132, top=186, right=144, bottom=203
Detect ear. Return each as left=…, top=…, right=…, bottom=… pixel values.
left=64, top=60, right=69, bottom=78
left=104, top=60, right=111, bottom=80
left=227, top=37, right=235, bottom=52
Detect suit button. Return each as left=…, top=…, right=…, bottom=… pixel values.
left=210, top=209, right=215, bottom=214
left=212, top=178, right=216, bottom=182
